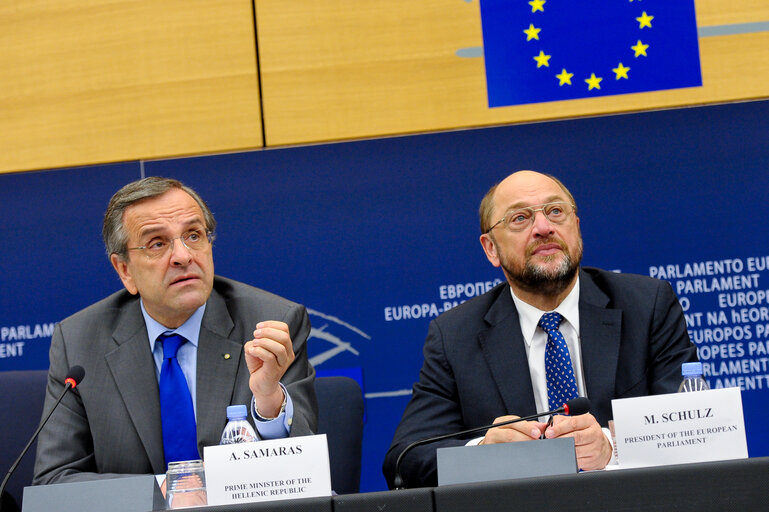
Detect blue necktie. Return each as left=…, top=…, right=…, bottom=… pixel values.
left=539, top=312, right=580, bottom=410
left=158, top=333, right=199, bottom=466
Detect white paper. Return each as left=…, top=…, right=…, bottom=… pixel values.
left=611, top=388, right=748, bottom=468
left=203, top=433, right=332, bottom=506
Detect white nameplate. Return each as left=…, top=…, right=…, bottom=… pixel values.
left=611, top=388, right=747, bottom=468
left=203, top=434, right=331, bottom=506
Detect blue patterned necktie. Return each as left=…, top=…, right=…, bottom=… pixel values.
left=539, top=312, right=580, bottom=410
left=158, top=333, right=199, bottom=466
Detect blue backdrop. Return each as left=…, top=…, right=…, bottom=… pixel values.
left=2, top=99, right=768, bottom=491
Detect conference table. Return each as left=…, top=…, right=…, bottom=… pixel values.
left=175, top=457, right=769, bottom=512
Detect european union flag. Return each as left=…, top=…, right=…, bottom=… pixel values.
left=480, top=0, right=702, bottom=107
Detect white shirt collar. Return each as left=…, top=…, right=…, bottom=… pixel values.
left=510, top=275, right=581, bottom=348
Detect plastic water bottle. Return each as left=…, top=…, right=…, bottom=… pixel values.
left=677, top=362, right=710, bottom=392
left=220, top=405, right=258, bottom=444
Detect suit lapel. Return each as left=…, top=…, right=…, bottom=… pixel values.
left=195, top=290, right=244, bottom=450
left=478, top=287, right=538, bottom=416
left=105, top=299, right=166, bottom=474
left=578, top=270, right=622, bottom=412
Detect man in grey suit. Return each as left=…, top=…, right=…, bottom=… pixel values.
left=33, top=177, right=317, bottom=484
left=383, top=170, right=697, bottom=488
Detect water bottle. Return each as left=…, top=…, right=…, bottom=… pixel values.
left=220, top=404, right=258, bottom=444
left=677, top=362, right=710, bottom=392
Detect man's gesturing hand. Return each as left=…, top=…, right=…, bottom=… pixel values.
left=245, top=320, right=295, bottom=418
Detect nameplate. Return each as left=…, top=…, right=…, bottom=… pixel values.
left=437, top=437, right=577, bottom=486
left=203, top=433, right=331, bottom=506
left=22, top=475, right=164, bottom=512
left=611, top=388, right=747, bottom=468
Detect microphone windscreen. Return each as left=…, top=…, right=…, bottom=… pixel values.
left=65, top=365, right=85, bottom=387
left=564, top=397, right=590, bottom=416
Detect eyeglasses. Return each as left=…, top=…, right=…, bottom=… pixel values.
left=127, top=229, right=215, bottom=259
left=486, top=202, right=576, bottom=233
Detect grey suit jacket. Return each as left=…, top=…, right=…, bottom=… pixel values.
left=33, top=276, right=317, bottom=485
left=382, top=267, right=698, bottom=488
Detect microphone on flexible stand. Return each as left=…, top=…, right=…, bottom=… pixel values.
left=392, top=396, right=590, bottom=489
left=0, top=366, right=85, bottom=500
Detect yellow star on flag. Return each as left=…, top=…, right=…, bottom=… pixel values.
left=533, top=50, right=551, bottom=68
left=636, top=11, right=654, bottom=29
left=631, top=40, right=649, bottom=57
left=528, top=0, right=546, bottom=13
left=612, top=62, right=630, bottom=79
left=556, top=69, right=573, bottom=86
left=585, top=73, right=602, bottom=90
left=523, top=24, right=541, bottom=41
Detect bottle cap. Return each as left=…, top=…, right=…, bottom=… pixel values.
left=226, top=404, right=248, bottom=420
left=681, top=362, right=703, bottom=377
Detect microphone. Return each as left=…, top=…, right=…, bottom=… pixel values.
left=392, top=396, right=590, bottom=489
left=0, top=366, right=85, bottom=499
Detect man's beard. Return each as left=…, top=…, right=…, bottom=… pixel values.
left=501, top=237, right=583, bottom=297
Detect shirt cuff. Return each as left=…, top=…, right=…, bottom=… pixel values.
left=602, top=427, right=618, bottom=466
left=250, top=383, right=293, bottom=440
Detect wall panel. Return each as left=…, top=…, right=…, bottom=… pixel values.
left=2, top=1, right=768, bottom=179
left=0, top=0, right=262, bottom=174
left=696, top=0, right=769, bottom=25
left=256, top=0, right=769, bottom=146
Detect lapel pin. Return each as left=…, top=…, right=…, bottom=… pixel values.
left=223, top=353, right=231, bottom=360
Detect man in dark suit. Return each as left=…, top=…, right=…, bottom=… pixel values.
left=33, top=177, right=317, bottom=484
left=383, top=171, right=697, bottom=488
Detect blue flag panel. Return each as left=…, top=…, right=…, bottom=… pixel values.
left=480, top=0, right=703, bottom=107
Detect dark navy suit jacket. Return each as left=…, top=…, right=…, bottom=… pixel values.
left=383, top=267, right=697, bottom=488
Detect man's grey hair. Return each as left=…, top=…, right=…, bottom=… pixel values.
left=102, top=176, right=216, bottom=260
